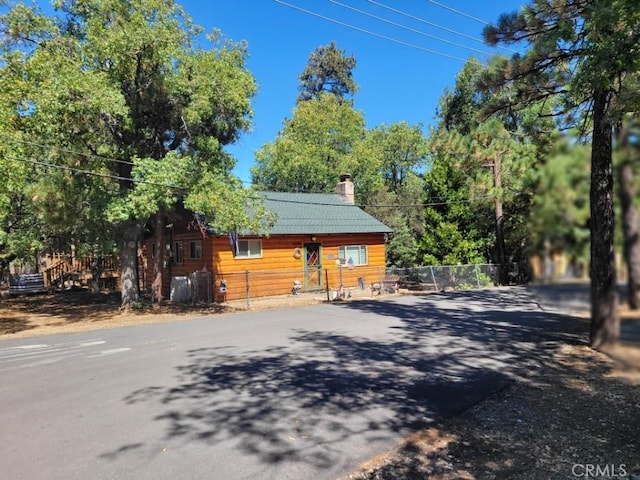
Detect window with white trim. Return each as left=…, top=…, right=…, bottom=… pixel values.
left=189, top=240, right=202, bottom=259
left=236, top=239, right=262, bottom=259
left=338, top=245, right=368, bottom=266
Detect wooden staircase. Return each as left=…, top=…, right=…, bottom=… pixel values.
left=44, top=258, right=71, bottom=289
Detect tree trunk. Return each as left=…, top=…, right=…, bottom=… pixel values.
left=90, top=256, right=103, bottom=293
left=542, top=238, right=554, bottom=283
left=120, top=221, right=143, bottom=309
left=616, top=120, right=640, bottom=309
left=151, top=212, right=165, bottom=306
left=494, top=151, right=508, bottom=285
left=589, top=89, right=619, bottom=348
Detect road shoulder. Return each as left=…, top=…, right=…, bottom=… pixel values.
left=343, top=342, right=640, bottom=480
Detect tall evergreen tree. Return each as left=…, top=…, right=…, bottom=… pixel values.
left=529, top=140, right=591, bottom=279
left=425, top=58, right=542, bottom=282
left=297, top=41, right=358, bottom=103
left=484, top=0, right=640, bottom=347
left=386, top=219, right=418, bottom=268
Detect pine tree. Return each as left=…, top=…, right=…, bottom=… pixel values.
left=484, top=0, right=640, bottom=347
left=297, top=41, right=358, bottom=103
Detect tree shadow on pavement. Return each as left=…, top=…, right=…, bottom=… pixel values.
left=116, top=287, right=593, bottom=477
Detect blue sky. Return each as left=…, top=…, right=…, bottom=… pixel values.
left=176, top=0, right=526, bottom=183
left=32, top=0, right=525, bottom=183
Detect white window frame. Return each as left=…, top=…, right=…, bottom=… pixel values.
left=236, top=239, right=262, bottom=259
left=189, top=240, right=202, bottom=259
left=338, top=245, right=368, bottom=267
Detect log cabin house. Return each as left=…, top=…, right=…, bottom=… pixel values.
left=143, top=175, right=393, bottom=302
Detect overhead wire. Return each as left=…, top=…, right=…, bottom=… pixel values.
left=7, top=137, right=251, bottom=184
left=4, top=138, right=417, bottom=200
left=5, top=154, right=188, bottom=190
left=6, top=139, right=443, bottom=203
left=425, top=0, right=490, bottom=26
left=366, top=0, right=518, bottom=54
left=273, top=0, right=482, bottom=64
left=4, top=4, right=514, bottom=181
left=4, top=153, right=495, bottom=209
left=4, top=137, right=498, bottom=207
left=3, top=0, right=517, bottom=210
left=328, top=0, right=494, bottom=57
left=8, top=138, right=136, bottom=166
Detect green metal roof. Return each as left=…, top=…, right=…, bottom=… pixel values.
left=260, top=191, right=392, bottom=235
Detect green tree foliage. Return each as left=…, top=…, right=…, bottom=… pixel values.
left=0, top=0, right=260, bottom=307
left=0, top=156, right=41, bottom=269
left=386, top=219, right=418, bottom=268
left=252, top=92, right=366, bottom=192
left=423, top=124, right=537, bottom=267
left=256, top=42, right=429, bottom=267
left=484, top=0, right=640, bottom=346
left=345, top=122, right=428, bottom=267
left=529, top=141, right=591, bottom=278
left=437, top=58, right=488, bottom=135
left=297, top=41, right=358, bottom=103
left=346, top=122, right=429, bottom=236
left=423, top=59, right=540, bottom=281
left=421, top=154, right=489, bottom=266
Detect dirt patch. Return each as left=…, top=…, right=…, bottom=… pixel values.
left=0, top=288, right=327, bottom=338
left=0, top=289, right=233, bottom=338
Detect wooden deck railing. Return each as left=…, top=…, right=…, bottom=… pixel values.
left=42, top=254, right=120, bottom=289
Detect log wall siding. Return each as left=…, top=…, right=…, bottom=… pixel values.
left=146, top=232, right=387, bottom=301
left=210, top=265, right=389, bottom=302
left=144, top=232, right=213, bottom=298
left=211, top=233, right=387, bottom=301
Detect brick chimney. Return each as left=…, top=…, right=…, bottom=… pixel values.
left=335, top=173, right=354, bottom=204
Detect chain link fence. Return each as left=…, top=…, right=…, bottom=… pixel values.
left=210, top=265, right=394, bottom=308
left=389, top=264, right=504, bottom=292
left=167, top=264, right=508, bottom=308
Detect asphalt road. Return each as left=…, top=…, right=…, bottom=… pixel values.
left=0, top=285, right=589, bottom=480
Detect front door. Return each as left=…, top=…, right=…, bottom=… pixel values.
left=304, top=243, right=322, bottom=290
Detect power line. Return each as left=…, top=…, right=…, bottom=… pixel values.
left=329, top=0, right=494, bottom=57
left=255, top=191, right=493, bottom=208
left=5, top=154, right=495, bottom=210
left=4, top=135, right=263, bottom=193
left=5, top=155, right=188, bottom=190
left=425, top=0, right=491, bottom=26
left=7, top=138, right=244, bottom=183
left=8, top=138, right=136, bottom=167
left=4, top=138, right=302, bottom=191
left=4, top=141, right=511, bottom=210
left=258, top=198, right=479, bottom=209
left=273, top=0, right=483, bottom=64
left=366, top=0, right=517, bottom=54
